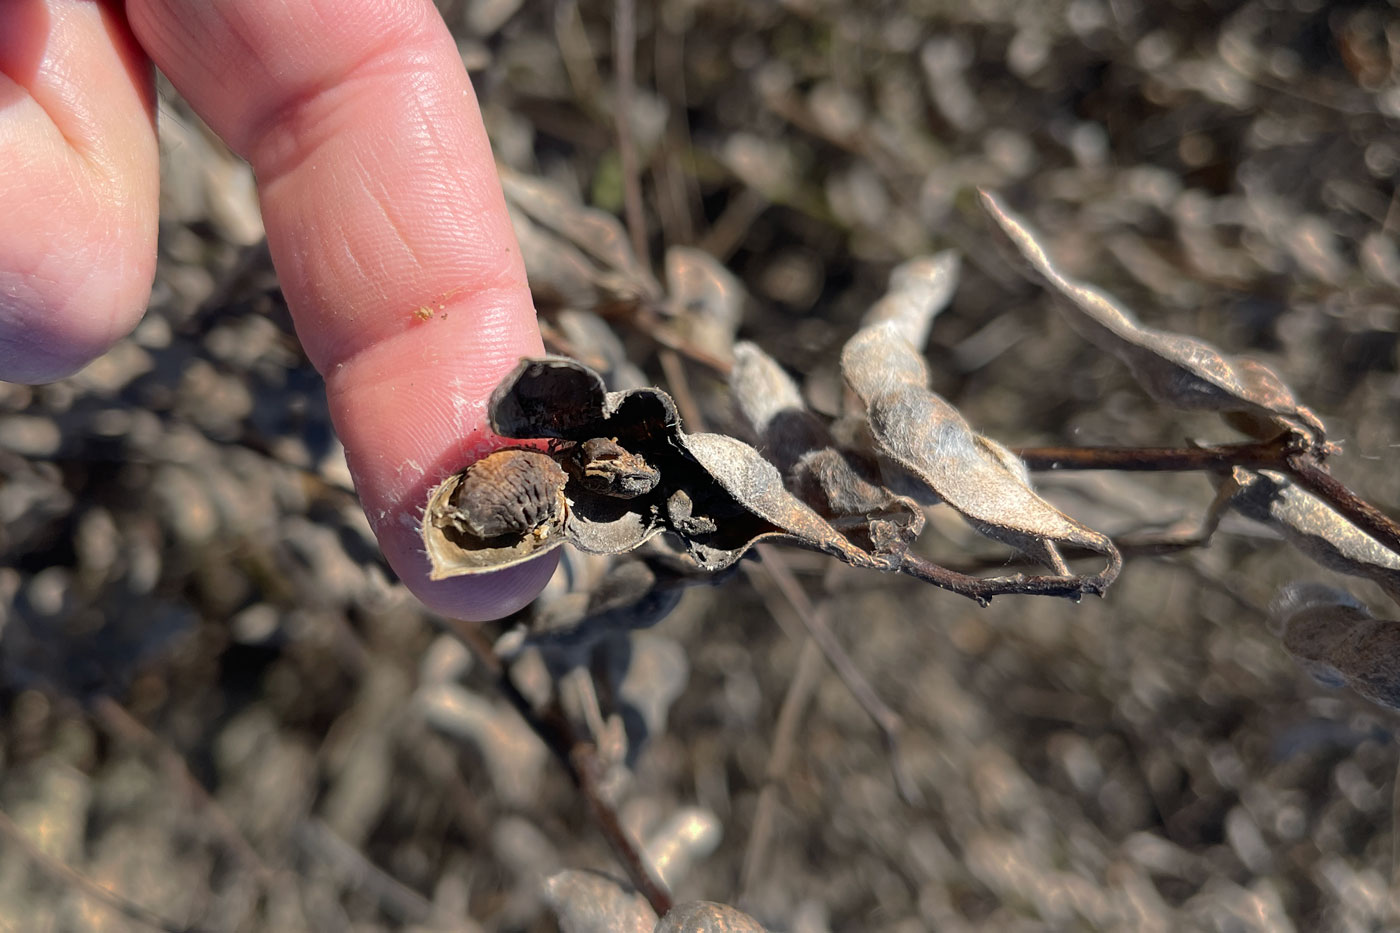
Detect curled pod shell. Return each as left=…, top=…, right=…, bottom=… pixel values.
left=423, top=448, right=569, bottom=579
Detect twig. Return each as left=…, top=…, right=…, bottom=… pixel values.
left=750, top=547, right=921, bottom=805
left=613, top=0, right=648, bottom=266
left=738, top=637, right=824, bottom=905
left=89, top=696, right=275, bottom=887
left=896, top=549, right=1121, bottom=605
left=1284, top=454, right=1400, bottom=558
left=0, top=807, right=204, bottom=933
left=697, top=187, right=769, bottom=263
left=294, top=819, right=434, bottom=925
left=1015, top=437, right=1400, bottom=559
left=445, top=619, right=674, bottom=917
left=1013, top=434, right=1313, bottom=473
left=658, top=348, right=705, bottom=429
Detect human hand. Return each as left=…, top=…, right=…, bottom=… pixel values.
left=0, top=0, right=558, bottom=619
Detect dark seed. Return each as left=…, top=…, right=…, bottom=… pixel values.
left=448, top=449, right=568, bottom=539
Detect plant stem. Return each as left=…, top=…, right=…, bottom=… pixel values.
left=1016, top=436, right=1400, bottom=558
left=447, top=619, right=674, bottom=917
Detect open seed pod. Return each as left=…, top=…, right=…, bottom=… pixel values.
left=423, top=448, right=571, bottom=578
left=423, top=358, right=884, bottom=579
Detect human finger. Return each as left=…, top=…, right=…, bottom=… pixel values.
left=0, top=0, right=158, bottom=383
left=126, top=0, right=556, bottom=619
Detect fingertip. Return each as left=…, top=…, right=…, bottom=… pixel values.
left=0, top=267, right=152, bottom=384
left=394, top=546, right=562, bottom=616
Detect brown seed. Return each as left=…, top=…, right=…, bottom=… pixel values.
left=447, top=449, right=568, bottom=540
left=571, top=437, right=661, bottom=498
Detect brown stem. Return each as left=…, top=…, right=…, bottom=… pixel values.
left=896, top=546, right=1121, bottom=605
left=0, top=807, right=202, bottom=933
left=1013, top=434, right=1310, bottom=473
left=1284, top=454, right=1400, bottom=558
left=749, top=548, right=920, bottom=804
left=613, top=0, right=648, bottom=267
left=447, top=619, right=674, bottom=917
left=1015, top=436, right=1400, bottom=560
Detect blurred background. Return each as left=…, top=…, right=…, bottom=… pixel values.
left=2, top=0, right=1399, bottom=929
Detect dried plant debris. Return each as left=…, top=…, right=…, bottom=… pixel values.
left=858, top=251, right=961, bottom=351
left=1222, top=468, right=1400, bottom=607
left=730, top=341, right=924, bottom=561
left=842, top=321, right=1121, bottom=590
left=1271, top=584, right=1400, bottom=711
left=655, top=901, right=771, bottom=933
left=502, top=168, right=661, bottom=304
left=664, top=247, right=746, bottom=362
left=543, top=871, right=769, bottom=933
left=518, top=552, right=690, bottom=648
left=424, top=358, right=882, bottom=580
left=556, top=309, right=648, bottom=390
left=980, top=191, right=1327, bottom=444
left=542, top=870, right=659, bottom=933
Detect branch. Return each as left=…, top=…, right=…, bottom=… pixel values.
left=445, top=619, right=674, bottom=917
left=613, top=0, right=648, bottom=266
left=1284, top=453, right=1400, bottom=558
left=896, top=548, right=1121, bottom=605
left=0, top=807, right=204, bottom=933
left=750, top=547, right=920, bottom=805
left=1013, top=434, right=1313, bottom=473
left=1015, top=435, right=1400, bottom=559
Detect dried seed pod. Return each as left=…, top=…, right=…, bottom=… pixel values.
left=415, top=682, right=549, bottom=805
left=1271, top=584, right=1400, bottom=710
left=641, top=807, right=722, bottom=890
left=665, top=246, right=746, bottom=360
left=730, top=341, right=924, bottom=560
left=676, top=432, right=884, bottom=572
left=524, top=555, right=686, bottom=648
left=858, top=251, right=961, bottom=351
left=556, top=310, right=648, bottom=390
left=655, top=901, right=771, bottom=933
left=422, top=449, right=569, bottom=579
left=1224, top=468, right=1400, bottom=607
left=500, top=168, right=660, bottom=300
left=509, top=206, right=603, bottom=310
left=487, top=357, right=893, bottom=574
left=542, top=869, right=657, bottom=933
left=981, top=190, right=1326, bottom=444
left=730, top=342, right=832, bottom=473
left=842, top=320, right=1120, bottom=585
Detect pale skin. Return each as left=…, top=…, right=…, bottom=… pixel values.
left=0, top=0, right=558, bottom=620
